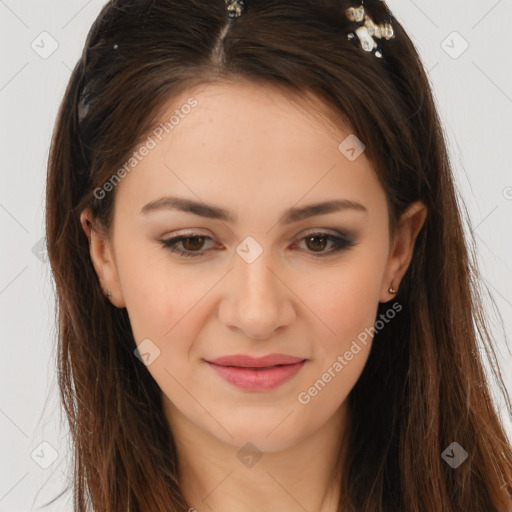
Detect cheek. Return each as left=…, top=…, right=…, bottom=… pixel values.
left=305, top=254, right=384, bottom=351
left=295, top=269, right=379, bottom=418
left=301, top=249, right=387, bottom=412
left=114, top=245, right=197, bottom=343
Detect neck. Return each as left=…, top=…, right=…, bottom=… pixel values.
left=165, top=400, right=350, bottom=512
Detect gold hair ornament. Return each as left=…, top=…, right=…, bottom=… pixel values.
left=225, top=0, right=245, bottom=18
left=345, top=2, right=395, bottom=58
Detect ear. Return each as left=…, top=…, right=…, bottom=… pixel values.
left=79, top=208, right=126, bottom=308
left=379, top=200, right=427, bottom=303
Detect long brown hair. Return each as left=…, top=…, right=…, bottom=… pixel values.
left=45, top=0, right=512, bottom=510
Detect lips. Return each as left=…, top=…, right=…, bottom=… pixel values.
left=206, top=353, right=306, bottom=368
left=205, top=353, right=307, bottom=391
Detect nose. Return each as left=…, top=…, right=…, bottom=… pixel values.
left=218, top=249, right=296, bottom=340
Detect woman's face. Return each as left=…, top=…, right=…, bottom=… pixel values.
left=81, top=80, right=425, bottom=452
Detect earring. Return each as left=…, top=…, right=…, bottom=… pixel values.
left=104, top=289, right=112, bottom=298
left=389, top=285, right=397, bottom=294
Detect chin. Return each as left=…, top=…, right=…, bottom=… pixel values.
left=224, top=429, right=301, bottom=454
left=209, top=411, right=308, bottom=453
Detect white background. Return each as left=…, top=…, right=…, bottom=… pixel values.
left=1, top=1, right=511, bottom=510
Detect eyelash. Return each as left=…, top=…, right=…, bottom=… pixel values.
left=159, top=231, right=355, bottom=258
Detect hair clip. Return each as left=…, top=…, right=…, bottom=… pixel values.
left=78, top=86, right=91, bottom=122
left=225, top=0, right=245, bottom=19
left=345, top=4, right=394, bottom=58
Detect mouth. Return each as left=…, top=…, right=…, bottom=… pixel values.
left=206, top=353, right=306, bottom=368
left=204, top=354, right=307, bottom=391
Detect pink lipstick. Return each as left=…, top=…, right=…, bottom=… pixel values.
left=205, top=354, right=307, bottom=391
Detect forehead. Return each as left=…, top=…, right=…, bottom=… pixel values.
left=112, top=79, right=385, bottom=222
left=167, top=79, right=350, bottom=149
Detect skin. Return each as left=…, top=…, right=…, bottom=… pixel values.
left=80, top=79, right=427, bottom=512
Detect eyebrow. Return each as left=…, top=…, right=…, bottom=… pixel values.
left=140, top=195, right=367, bottom=224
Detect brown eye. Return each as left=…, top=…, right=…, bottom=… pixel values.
left=296, top=232, right=355, bottom=257
left=304, top=235, right=329, bottom=252
left=160, top=231, right=355, bottom=259
left=160, top=234, right=215, bottom=258
left=181, top=236, right=207, bottom=252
